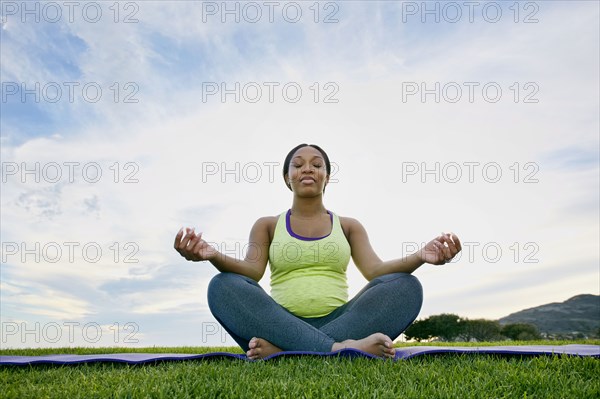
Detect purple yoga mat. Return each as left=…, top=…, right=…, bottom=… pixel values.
left=1, top=345, right=598, bottom=366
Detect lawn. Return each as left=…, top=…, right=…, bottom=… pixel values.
left=2, top=340, right=599, bottom=398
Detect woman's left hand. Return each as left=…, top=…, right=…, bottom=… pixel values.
left=418, top=232, right=462, bottom=265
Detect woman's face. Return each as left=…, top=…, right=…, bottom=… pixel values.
left=286, top=146, right=329, bottom=195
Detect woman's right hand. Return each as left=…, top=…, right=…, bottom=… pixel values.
left=174, top=227, right=218, bottom=262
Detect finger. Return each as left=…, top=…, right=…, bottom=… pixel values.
left=174, top=227, right=185, bottom=249
left=439, top=234, right=458, bottom=255
left=191, top=237, right=207, bottom=254
left=433, top=240, right=448, bottom=264
left=451, top=233, right=462, bottom=253
left=178, top=234, right=199, bottom=256
left=187, top=233, right=204, bottom=251
left=445, top=232, right=456, bottom=245
left=179, top=227, right=196, bottom=247
left=441, top=234, right=455, bottom=250
left=439, top=232, right=453, bottom=245
left=195, top=233, right=205, bottom=246
left=437, top=239, right=452, bottom=259
left=177, top=228, right=197, bottom=251
left=177, top=227, right=196, bottom=243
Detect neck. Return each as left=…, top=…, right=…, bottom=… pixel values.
left=290, top=196, right=327, bottom=218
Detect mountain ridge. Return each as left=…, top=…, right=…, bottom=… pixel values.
left=498, top=293, right=599, bottom=337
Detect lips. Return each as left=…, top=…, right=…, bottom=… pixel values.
left=300, top=176, right=316, bottom=183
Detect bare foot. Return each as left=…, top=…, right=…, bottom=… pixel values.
left=331, top=333, right=396, bottom=359
left=246, top=337, right=283, bottom=360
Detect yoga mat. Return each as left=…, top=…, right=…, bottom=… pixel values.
left=1, top=345, right=598, bottom=366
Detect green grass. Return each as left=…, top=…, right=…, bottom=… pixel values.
left=2, top=341, right=599, bottom=399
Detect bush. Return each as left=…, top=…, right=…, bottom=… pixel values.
left=404, top=314, right=464, bottom=342
left=405, top=315, right=542, bottom=342
left=461, top=319, right=503, bottom=342
left=501, top=323, right=542, bottom=341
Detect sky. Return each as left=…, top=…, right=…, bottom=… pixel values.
left=0, top=0, right=598, bottom=348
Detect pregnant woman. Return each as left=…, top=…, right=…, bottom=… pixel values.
left=174, top=143, right=461, bottom=359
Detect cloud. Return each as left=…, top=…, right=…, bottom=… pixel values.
left=1, top=1, right=598, bottom=347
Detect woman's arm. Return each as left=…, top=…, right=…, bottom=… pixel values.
left=174, top=217, right=272, bottom=282
left=342, top=217, right=461, bottom=281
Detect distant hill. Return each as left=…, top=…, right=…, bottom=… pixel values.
left=498, top=294, right=600, bottom=337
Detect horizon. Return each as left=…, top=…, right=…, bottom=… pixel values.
left=1, top=1, right=599, bottom=348
left=496, top=292, right=599, bottom=319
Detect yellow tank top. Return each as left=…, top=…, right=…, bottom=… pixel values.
left=269, top=209, right=352, bottom=318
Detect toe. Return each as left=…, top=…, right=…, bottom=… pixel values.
left=248, top=337, right=258, bottom=349
left=247, top=350, right=258, bottom=360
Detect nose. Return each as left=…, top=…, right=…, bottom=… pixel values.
left=301, top=164, right=314, bottom=174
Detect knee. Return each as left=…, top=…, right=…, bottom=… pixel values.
left=404, top=274, right=423, bottom=297
left=208, top=272, right=235, bottom=288
left=403, top=273, right=423, bottom=298
left=207, top=274, right=224, bottom=308
left=207, top=273, right=249, bottom=304
left=381, top=273, right=424, bottom=307
left=208, top=272, right=227, bottom=293
left=403, top=274, right=424, bottom=316
left=377, top=272, right=422, bottom=291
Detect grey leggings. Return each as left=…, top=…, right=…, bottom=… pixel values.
left=207, top=272, right=423, bottom=352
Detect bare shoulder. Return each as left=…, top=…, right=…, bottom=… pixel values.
left=339, top=215, right=360, bottom=227
left=254, top=215, right=278, bottom=228
left=252, top=215, right=280, bottom=241
left=255, top=215, right=278, bottom=222
left=338, top=215, right=364, bottom=238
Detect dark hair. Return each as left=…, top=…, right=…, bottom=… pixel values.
left=283, top=143, right=331, bottom=192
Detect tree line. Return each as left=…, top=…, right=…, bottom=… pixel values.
left=404, top=314, right=542, bottom=342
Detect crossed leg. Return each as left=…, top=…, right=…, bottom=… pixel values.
left=207, top=272, right=423, bottom=360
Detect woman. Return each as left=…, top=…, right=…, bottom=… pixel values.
left=174, top=143, right=461, bottom=359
